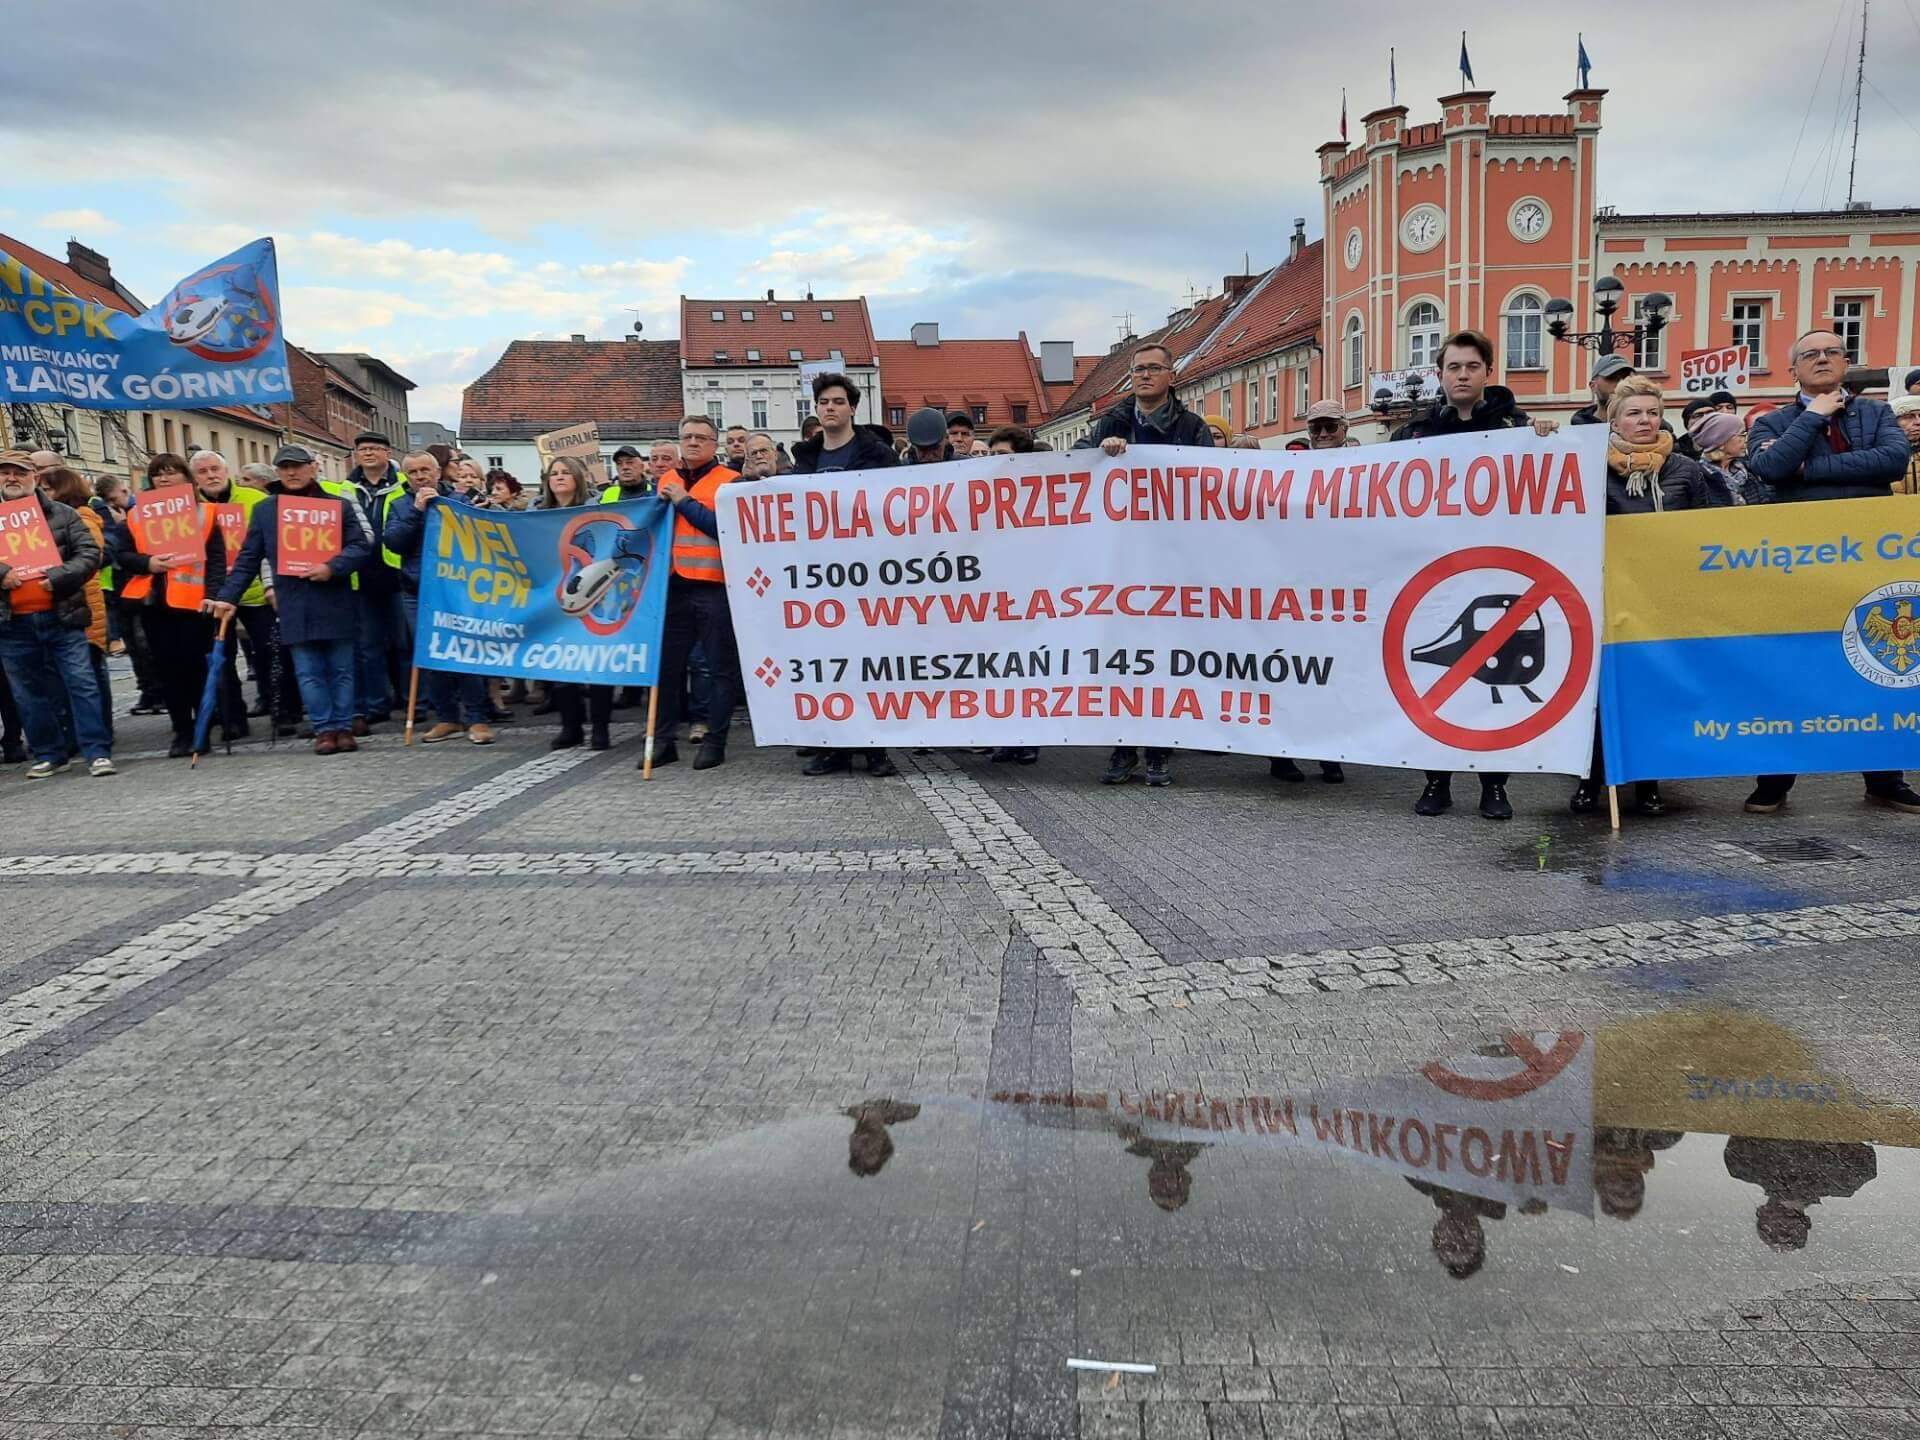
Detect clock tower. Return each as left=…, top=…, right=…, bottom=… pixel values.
left=1320, top=85, right=1605, bottom=432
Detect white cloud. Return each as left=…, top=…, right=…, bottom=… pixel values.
left=37, top=208, right=120, bottom=235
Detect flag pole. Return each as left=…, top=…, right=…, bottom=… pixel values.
left=403, top=666, right=420, bottom=745
left=641, top=686, right=661, bottom=780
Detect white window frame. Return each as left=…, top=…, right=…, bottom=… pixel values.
left=1831, top=296, right=1867, bottom=363
left=706, top=399, right=725, bottom=428
left=1296, top=365, right=1311, bottom=416
left=795, top=397, right=811, bottom=426
left=99, top=416, right=118, bottom=462
left=1729, top=300, right=1767, bottom=370
left=1503, top=292, right=1545, bottom=372
left=1246, top=377, right=1261, bottom=428
left=1343, top=315, right=1365, bottom=390
left=752, top=398, right=769, bottom=428
left=1404, top=300, right=1443, bottom=370
left=486, top=455, right=504, bottom=470
left=1267, top=370, right=1279, bottom=423
left=1632, top=296, right=1667, bottom=372
left=1219, top=386, right=1232, bottom=427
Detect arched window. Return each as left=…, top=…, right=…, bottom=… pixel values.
left=1505, top=293, right=1545, bottom=371
left=1405, top=301, right=1443, bottom=370
left=1343, top=314, right=1365, bottom=389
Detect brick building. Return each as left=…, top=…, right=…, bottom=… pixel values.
left=459, top=336, right=681, bottom=482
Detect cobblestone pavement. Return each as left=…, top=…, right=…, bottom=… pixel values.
left=1, top=698, right=1918, bottom=1439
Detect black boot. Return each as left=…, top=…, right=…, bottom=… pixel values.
left=639, top=742, right=679, bottom=769
left=1634, top=780, right=1664, bottom=816
left=590, top=723, right=611, bottom=751
left=803, top=750, right=851, bottom=776
left=1569, top=783, right=1601, bottom=814
left=1320, top=762, right=1345, bottom=783
left=694, top=738, right=727, bottom=770
left=864, top=748, right=897, bottom=778
left=1479, top=780, right=1513, bottom=821
left=1269, top=758, right=1306, bottom=782
left=1414, top=777, right=1452, bottom=816
left=551, top=690, right=584, bottom=750
left=1101, top=747, right=1139, bottom=784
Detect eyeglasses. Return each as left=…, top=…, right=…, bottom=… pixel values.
left=1307, top=422, right=1343, bottom=432
left=1796, top=346, right=1848, bottom=361
left=1129, top=364, right=1170, bottom=376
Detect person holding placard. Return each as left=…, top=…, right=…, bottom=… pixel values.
left=206, top=444, right=372, bottom=757
left=108, top=453, right=229, bottom=759
left=0, top=450, right=113, bottom=779
left=190, top=451, right=277, bottom=740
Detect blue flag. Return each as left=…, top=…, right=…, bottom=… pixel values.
left=413, top=496, right=674, bottom=685
left=1459, top=33, right=1475, bottom=86
left=1577, top=35, right=1592, bottom=88
left=0, top=238, right=292, bottom=410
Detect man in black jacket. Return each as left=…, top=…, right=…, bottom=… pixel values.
left=0, top=451, right=112, bottom=778
left=1076, top=342, right=1215, bottom=786
left=344, top=430, right=407, bottom=727
left=792, top=372, right=898, bottom=778
left=1390, top=330, right=1558, bottom=822
left=1569, top=354, right=1633, bottom=427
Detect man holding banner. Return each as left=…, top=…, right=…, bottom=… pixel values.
left=189, top=451, right=276, bottom=737
left=0, top=451, right=113, bottom=779
left=652, top=416, right=742, bottom=771
left=207, top=445, right=372, bottom=756
left=382, top=452, right=497, bottom=745
left=1742, top=328, right=1918, bottom=815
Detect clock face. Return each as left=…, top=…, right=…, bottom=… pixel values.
left=1511, top=199, right=1550, bottom=242
left=1345, top=228, right=1363, bottom=269
left=1402, top=206, right=1444, bottom=252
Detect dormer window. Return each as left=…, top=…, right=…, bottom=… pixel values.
left=710, top=309, right=724, bottom=322
left=781, top=310, right=795, bottom=321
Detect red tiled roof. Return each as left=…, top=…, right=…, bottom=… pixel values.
left=681, top=297, right=877, bottom=368
left=877, top=337, right=1053, bottom=429
left=1178, top=241, right=1325, bottom=387
left=1055, top=290, right=1242, bottom=419
left=461, top=339, right=683, bottom=439
left=0, top=232, right=125, bottom=310
left=1043, top=356, right=1100, bottom=415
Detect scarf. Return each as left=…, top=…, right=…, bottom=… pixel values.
left=1608, top=430, right=1674, bottom=509
left=1134, top=396, right=1178, bottom=435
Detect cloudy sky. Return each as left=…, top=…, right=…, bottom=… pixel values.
left=4, top=1, right=1915, bottom=425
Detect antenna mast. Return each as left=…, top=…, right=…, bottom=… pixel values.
left=1847, top=0, right=1868, bottom=206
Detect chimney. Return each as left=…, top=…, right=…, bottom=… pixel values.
left=766, top=288, right=775, bottom=301
left=570, top=333, right=587, bottom=342
left=1222, top=274, right=1258, bottom=301
left=1040, top=340, right=1074, bottom=384
left=910, top=321, right=940, bottom=347
left=1288, top=218, right=1306, bottom=261
left=67, top=241, right=115, bottom=290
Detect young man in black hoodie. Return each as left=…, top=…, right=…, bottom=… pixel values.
left=1389, top=330, right=1558, bottom=822
left=791, top=372, right=898, bottom=778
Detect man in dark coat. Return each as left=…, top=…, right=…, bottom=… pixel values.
left=1745, top=328, right=1919, bottom=815
left=1075, top=341, right=1216, bottom=787
left=0, top=451, right=113, bottom=778
left=208, top=445, right=374, bottom=756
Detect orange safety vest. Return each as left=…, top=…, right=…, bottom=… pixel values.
left=668, top=464, right=738, bottom=582
left=121, top=508, right=216, bottom=610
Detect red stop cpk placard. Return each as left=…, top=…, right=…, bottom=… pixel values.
left=276, top=496, right=342, bottom=577
left=0, top=496, right=61, bottom=579
left=131, top=483, right=205, bottom=568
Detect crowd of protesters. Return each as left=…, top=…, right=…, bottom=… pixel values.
left=2, top=341, right=1915, bottom=818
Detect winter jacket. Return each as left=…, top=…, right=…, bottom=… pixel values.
left=792, top=424, right=901, bottom=475
left=1605, top=452, right=1718, bottom=516
left=106, top=512, right=228, bottom=612
left=1390, top=385, right=1530, bottom=442
left=1695, top=456, right=1773, bottom=507
left=1748, top=395, right=1912, bottom=502
left=1075, top=396, right=1215, bottom=450
left=69, top=504, right=109, bottom=650
left=0, top=494, right=99, bottom=631
left=907, top=444, right=957, bottom=464
left=344, top=463, right=406, bottom=591
left=380, top=485, right=481, bottom=592
left=216, top=483, right=373, bottom=645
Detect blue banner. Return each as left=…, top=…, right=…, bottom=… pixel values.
left=0, top=238, right=292, bottom=409
left=412, top=497, right=673, bottom=685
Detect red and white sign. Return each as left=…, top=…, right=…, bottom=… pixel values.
left=718, top=426, right=1607, bottom=773
left=1679, top=344, right=1751, bottom=396
left=276, top=497, right=343, bottom=578
left=0, top=496, right=61, bottom=580
left=131, top=483, right=204, bottom=568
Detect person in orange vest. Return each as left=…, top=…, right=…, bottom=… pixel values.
left=107, top=452, right=230, bottom=759
left=189, top=450, right=279, bottom=739
left=649, top=415, right=740, bottom=770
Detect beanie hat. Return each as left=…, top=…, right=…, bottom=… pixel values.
left=1891, top=394, right=1920, bottom=418
left=1688, top=410, right=1743, bottom=453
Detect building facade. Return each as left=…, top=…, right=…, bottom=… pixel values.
left=679, top=296, right=881, bottom=444
left=876, top=326, right=1079, bottom=437
left=317, top=352, right=416, bottom=450
left=459, top=336, right=682, bottom=482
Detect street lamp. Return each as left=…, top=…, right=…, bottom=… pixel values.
left=1545, top=277, right=1669, bottom=359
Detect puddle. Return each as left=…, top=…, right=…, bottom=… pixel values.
left=1511, top=829, right=1802, bottom=908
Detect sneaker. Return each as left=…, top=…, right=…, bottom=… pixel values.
left=1569, top=784, right=1601, bottom=814
left=1742, top=788, right=1786, bottom=815
left=1866, top=784, right=1920, bottom=815
left=87, top=757, right=116, bottom=778
left=639, top=743, right=679, bottom=770
left=693, top=739, right=727, bottom=770
left=1414, top=778, right=1452, bottom=816
left=467, top=723, right=498, bottom=745
left=1320, top=763, right=1345, bottom=784
left=1479, top=782, right=1513, bottom=821
left=1634, top=781, right=1664, bottom=816
left=421, top=723, right=465, bottom=744
left=1144, top=757, right=1172, bottom=787
left=1100, top=748, right=1138, bottom=785
left=802, top=751, right=850, bottom=777
left=313, top=733, right=339, bottom=756
left=865, top=750, right=898, bottom=778
left=1268, top=758, right=1306, bottom=782
left=334, top=731, right=359, bottom=753
left=24, top=760, right=68, bottom=780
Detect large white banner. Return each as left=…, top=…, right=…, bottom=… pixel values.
left=719, top=427, right=1607, bottom=772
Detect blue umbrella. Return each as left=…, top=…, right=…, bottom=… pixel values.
left=190, top=614, right=233, bottom=767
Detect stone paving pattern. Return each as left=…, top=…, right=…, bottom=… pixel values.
left=0, top=708, right=1916, bottom=1437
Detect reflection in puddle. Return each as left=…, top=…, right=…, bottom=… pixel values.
left=1513, top=829, right=1801, bottom=907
